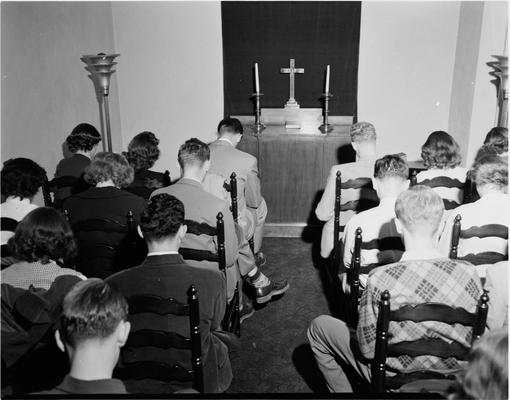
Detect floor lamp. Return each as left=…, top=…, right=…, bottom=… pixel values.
left=81, top=53, right=120, bottom=152
left=493, top=55, right=508, bottom=128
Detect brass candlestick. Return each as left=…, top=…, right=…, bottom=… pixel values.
left=251, top=92, right=265, bottom=134
left=81, top=53, right=120, bottom=152
left=319, top=93, right=334, bottom=134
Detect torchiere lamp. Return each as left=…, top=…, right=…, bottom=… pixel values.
left=492, top=55, right=508, bottom=128
left=81, top=53, right=120, bottom=152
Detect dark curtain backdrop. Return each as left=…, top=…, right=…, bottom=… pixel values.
left=221, top=1, right=361, bottom=117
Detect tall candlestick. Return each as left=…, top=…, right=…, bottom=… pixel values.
left=325, top=65, right=330, bottom=94
left=255, top=63, right=260, bottom=93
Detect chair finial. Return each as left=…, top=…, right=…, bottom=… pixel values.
left=381, top=290, right=391, bottom=302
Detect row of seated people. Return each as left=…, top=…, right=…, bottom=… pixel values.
left=307, top=124, right=508, bottom=394
left=1, top=119, right=289, bottom=394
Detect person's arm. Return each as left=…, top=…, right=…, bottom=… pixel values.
left=356, top=278, right=379, bottom=360
left=342, top=219, right=355, bottom=269
left=245, top=157, right=263, bottom=209
left=315, top=167, right=336, bottom=222
left=210, top=274, right=227, bottom=332
left=221, top=202, right=239, bottom=268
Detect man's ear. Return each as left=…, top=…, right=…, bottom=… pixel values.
left=116, top=321, right=131, bottom=347
left=178, top=224, right=187, bottom=239
left=137, top=225, right=144, bottom=239
left=403, top=179, right=410, bottom=190
left=395, top=218, right=404, bottom=236
left=371, top=177, right=379, bottom=193
left=55, top=330, right=66, bottom=353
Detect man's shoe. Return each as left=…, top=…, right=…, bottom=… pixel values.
left=240, top=300, right=255, bottom=323
left=255, top=251, right=267, bottom=267
left=255, top=279, right=290, bottom=304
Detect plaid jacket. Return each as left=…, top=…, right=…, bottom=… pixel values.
left=357, top=257, right=482, bottom=373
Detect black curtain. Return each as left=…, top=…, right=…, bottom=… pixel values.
left=221, top=1, right=361, bottom=117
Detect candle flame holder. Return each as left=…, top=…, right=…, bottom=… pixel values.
left=251, top=92, right=266, bottom=134
left=319, top=93, right=334, bottom=134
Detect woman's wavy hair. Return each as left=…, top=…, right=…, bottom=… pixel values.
left=449, top=329, right=508, bottom=400
left=66, top=123, right=102, bottom=153
left=8, top=207, right=77, bottom=264
left=84, top=152, right=134, bottom=188
left=483, top=127, right=508, bottom=155
left=1, top=158, right=47, bottom=200
left=125, top=131, right=160, bottom=172
left=421, top=131, right=462, bottom=169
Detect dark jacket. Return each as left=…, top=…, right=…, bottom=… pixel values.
left=107, top=254, right=236, bottom=393
left=63, top=187, right=147, bottom=278
left=125, top=169, right=170, bottom=200
left=53, top=154, right=91, bottom=205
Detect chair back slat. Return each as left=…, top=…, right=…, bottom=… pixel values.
left=461, top=224, right=509, bottom=240
left=449, top=214, right=462, bottom=259
left=419, top=177, right=465, bottom=189
left=183, top=220, right=217, bottom=236
left=128, top=294, right=189, bottom=316
left=341, top=177, right=373, bottom=190
left=372, top=291, right=391, bottom=393
left=361, top=236, right=405, bottom=252
left=390, top=303, right=475, bottom=325
left=333, top=170, right=342, bottom=256
left=0, top=217, right=18, bottom=233
left=459, top=252, right=508, bottom=266
left=387, top=339, right=469, bottom=360
left=72, top=218, right=129, bottom=234
left=443, top=199, right=461, bottom=210
left=115, top=361, right=193, bottom=383
left=127, top=329, right=191, bottom=350
left=179, top=248, right=219, bottom=263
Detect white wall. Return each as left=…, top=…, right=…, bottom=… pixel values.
left=358, top=1, right=460, bottom=162
left=111, top=1, right=224, bottom=179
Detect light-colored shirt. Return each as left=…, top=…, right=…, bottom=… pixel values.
left=1, top=197, right=38, bottom=245
left=1, top=260, right=85, bottom=290
left=316, top=157, right=378, bottom=258
left=485, top=261, right=508, bottom=330
left=416, top=166, right=468, bottom=205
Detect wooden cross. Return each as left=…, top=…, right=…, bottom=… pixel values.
left=280, top=58, right=304, bottom=103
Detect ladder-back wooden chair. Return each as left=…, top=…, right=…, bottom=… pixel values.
left=125, top=170, right=171, bottom=200
left=1, top=217, right=18, bottom=266
left=115, top=285, right=204, bottom=393
left=179, top=212, right=240, bottom=337
left=450, top=214, right=508, bottom=265
left=371, top=289, right=489, bottom=392
left=42, top=175, right=85, bottom=208
left=414, top=176, right=466, bottom=210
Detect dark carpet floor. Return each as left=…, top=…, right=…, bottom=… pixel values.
left=228, top=237, right=335, bottom=393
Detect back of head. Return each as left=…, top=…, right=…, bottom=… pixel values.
left=456, top=329, right=508, bottom=400
left=59, top=278, right=128, bottom=348
left=374, top=154, right=409, bottom=181
left=140, top=194, right=185, bottom=243
left=8, top=207, right=77, bottom=264
left=483, top=127, right=508, bottom=155
left=421, top=131, right=461, bottom=169
left=350, top=121, right=376, bottom=144
left=126, top=131, right=160, bottom=172
left=472, top=154, right=508, bottom=193
left=1, top=157, right=46, bottom=200
left=84, top=152, right=134, bottom=188
left=217, top=117, right=243, bottom=136
left=66, top=123, right=102, bottom=153
left=395, top=185, right=444, bottom=236
left=177, top=138, right=210, bottom=170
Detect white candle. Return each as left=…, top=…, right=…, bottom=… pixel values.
left=255, top=63, right=260, bottom=93
left=325, top=64, right=330, bottom=94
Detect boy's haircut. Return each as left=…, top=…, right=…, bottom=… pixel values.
left=1, top=158, right=46, bottom=200
left=483, top=127, right=508, bottom=155
left=125, top=131, right=160, bottom=172
left=472, top=155, right=508, bottom=190
left=421, top=131, right=462, bottom=169
left=59, top=278, right=128, bottom=347
left=177, top=138, right=210, bottom=169
left=140, top=194, right=185, bottom=241
left=217, top=117, right=244, bottom=136
left=84, top=152, right=134, bottom=188
left=66, top=123, right=102, bottom=153
left=349, top=122, right=376, bottom=143
left=395, top=186, right=444, bottom=234
left=373, top=154, right=409, bottom=180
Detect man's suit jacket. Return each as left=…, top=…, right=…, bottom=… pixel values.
left=107, top=254, right=235, bottom=393
left=151, top=179, right=239, bottom=297
left=208, top=139, right=263, bottom=210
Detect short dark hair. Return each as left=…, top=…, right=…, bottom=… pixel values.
left=217, top=117, right=243, bottom=136
left=177, top=138, right=210, bottom=169
left=125, top=131, right=160, bottom=172
left=66, top=123, right=102, bottom=153
left=84, top=152, right=134, bottom=188
left=483, top=127, right=508, bottom=155
left=1, top=158, right=46, bottom=200
left=141, top=194, right=184, bottom=242
left=8, top=207, right=77, bottom=264
left=59, top=278, right=128, bottom=347
left=374, top=154, right=409, bottom=180
left=421, top=131, right=462, bottom=169
left=472, top=154, right=508, bottom=191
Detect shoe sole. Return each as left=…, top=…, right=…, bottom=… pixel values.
left=240, top=308, right=255, bottom=323
left=256, top=282, right=290, bottom=304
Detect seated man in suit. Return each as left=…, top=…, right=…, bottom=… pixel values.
left=108, top=194, right=236, bottom=393
left=208, top=118, right=268, bottom=265
left=45, top=278, right=130, bottom=394
left=308, top=186, right=482, bottom=392
left=152, top=139, right=288, bottom=306
left=315, top=122, right=379, bottom=259
left=340, top=154, right=409, bottom=291
left=438, top=155, right=508, bottom=277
